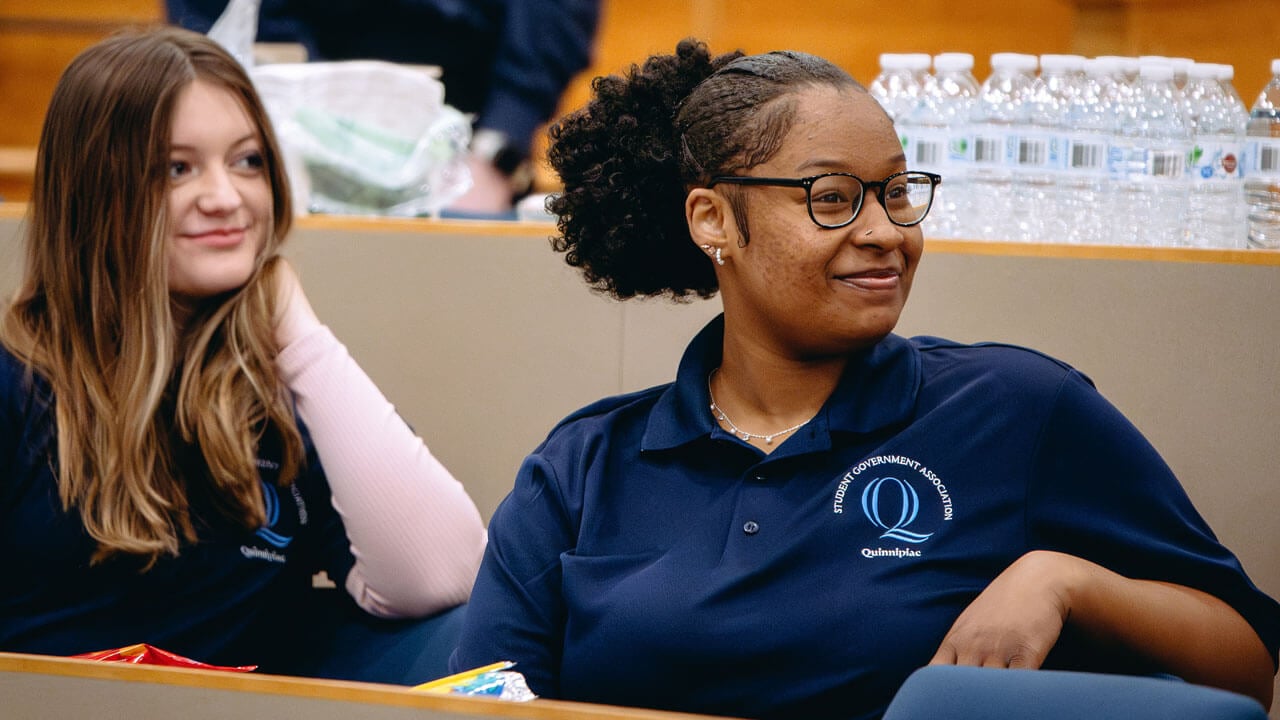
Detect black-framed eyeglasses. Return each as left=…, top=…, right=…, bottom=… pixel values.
left=706, top=171, right=942, bottom=229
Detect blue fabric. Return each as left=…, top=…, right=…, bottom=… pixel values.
left=0, top=344, right=466, bottom=682
left=0, top=344, right=354, bottom=668
left=882, top=666, right=1268, bottom=720
left=451, top=314, right=1280, bottom=720
left=248, top=590, right=468, bottom=685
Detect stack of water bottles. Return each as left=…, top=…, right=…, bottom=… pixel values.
left=874, top=52, right=1280, bottom=249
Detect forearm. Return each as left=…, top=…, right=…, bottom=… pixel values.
left=277, top=325, right=486, bottom=618
left=1068, top=556, right=1274, bottom=707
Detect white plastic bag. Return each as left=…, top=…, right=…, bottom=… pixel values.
left=207, top=0, right=261, bottom=71
left=252, top=61, right=472, bottom=217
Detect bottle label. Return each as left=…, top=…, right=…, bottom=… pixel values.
left=972, top=126, right=1010, bottom=167
left=1065, top=132, right=1110, bottom=177
left=903, top=126, right=949, bottom=173
left=1189, top=136, right=1243, bottom=181
left=947, top=128, right=973, bottom=165
left=1146, top=149, right=1186, bottom=180
left=1015, top=130, right=1065, bottom=171
left=1245, top=138, right=1280, bottom=178
left=1106, top=141, right=1132, bottom=181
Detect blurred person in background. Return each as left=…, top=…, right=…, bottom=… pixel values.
left=167, top=0, right=602, bottom=217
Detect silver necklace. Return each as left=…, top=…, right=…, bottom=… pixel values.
left=707, top=370, right=812, bottom=445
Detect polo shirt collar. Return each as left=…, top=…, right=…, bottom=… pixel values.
left=641, top=314, right=922, bottom=451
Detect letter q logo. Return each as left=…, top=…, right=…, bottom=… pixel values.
left=861, top=476, right=933, bottom=543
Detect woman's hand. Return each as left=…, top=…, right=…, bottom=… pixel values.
left=269, top=257, right=321, bottom=350
left=443, top=154, right=516, bottom=215
left=930, top=550, right=1088, bottom=669
left=930, top=549, right=1274, bottom=707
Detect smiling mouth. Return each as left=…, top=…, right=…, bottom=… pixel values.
left=189, top=227, right=244, bottom=237
left=184, top=227, right=248, bottom=247
left=838, top=269, right=901, bottom=291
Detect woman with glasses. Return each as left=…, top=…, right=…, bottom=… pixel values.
left=451, top=40, right=1278, bottom=719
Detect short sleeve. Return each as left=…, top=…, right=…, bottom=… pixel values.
left=1028, top=370, right=1280, bottom=666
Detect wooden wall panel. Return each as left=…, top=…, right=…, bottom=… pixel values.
left=3, top=0, right=161, bottom=23
left=0, top=31, right=116, bottom=147
left=558, top=0, right=1078, bottom=118
left=1119, top=0, right=1279, bottom=105
left=0, top=1, right=163, bottom=200
left=1, top=0, right=1277, bottom=199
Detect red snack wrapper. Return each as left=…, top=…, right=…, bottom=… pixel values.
left=72, top=643, right=256, bottom=672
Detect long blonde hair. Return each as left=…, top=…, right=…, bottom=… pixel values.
left=0, top=27, right=303, bottom=565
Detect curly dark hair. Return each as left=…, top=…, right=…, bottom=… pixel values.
left=546, top=38, right=863, bottom=300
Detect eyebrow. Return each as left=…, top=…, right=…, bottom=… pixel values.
left=795, top=152, right=908, bottom=174
left=168, top=133, right=260, bottom=151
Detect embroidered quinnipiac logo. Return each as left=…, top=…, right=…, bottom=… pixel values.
left=240, top=477, right=294, bottom=564
left=832, top=454, right=955, bottom=558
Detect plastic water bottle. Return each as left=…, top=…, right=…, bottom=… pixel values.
left=1143, top=56, right=1194, bottom=93
left=1216, top=63, right=1248, bottom=118
left=870, top=53, right=932, bottom=123
left=1097, top=56, right=1140, bottom=245
left=1215, top=63, right=1250, bottom=248
left=1171, top=57, right=1195, bottom=91
left=1245, top=59, right=1280, bottom=248
left=1060, top=57, right=1116, bottom=245
left=1019, top=54, right=1082, bottom=242
left=1184, top=62, right=1247, bottom=248
left=1115, top=60, right=1191, bottom=246
left=969, top=52, right=1038, bottom=241
left=899, top=52, right=978, bottom=239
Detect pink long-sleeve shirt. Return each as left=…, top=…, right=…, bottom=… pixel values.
left=277, top=322, right=487, bottom=618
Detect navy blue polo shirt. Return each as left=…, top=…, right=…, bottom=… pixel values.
left=452, top=315, right=1280, bottom=720
left=0, top=345, right=354, bottom=666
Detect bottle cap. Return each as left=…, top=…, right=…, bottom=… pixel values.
left=1116, top=56, right=1141, bottom=76
left=991, top=52, right=1037, bottom=72
left=1083, top=57, right=1110, bottom=78
left=1139, top=63, right=1174, bottom=82
left=1187, top=62, right=1216, bottom=80
left=901, top=53, right=932, bottom=71
left=933, top=53, right=974, bottom=72
left=1040, top=54, right=1084, bottom=73
left=878, top=53, right=906, bottom=70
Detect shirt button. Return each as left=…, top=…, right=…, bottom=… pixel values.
left=743, top=521, right=760, bottom=535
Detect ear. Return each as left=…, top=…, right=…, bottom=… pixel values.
left=686, top=187, right=735, bottom=257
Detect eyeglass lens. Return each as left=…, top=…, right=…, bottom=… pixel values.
left=809, top=173, right=935, bottom=227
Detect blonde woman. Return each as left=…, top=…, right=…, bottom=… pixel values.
left=0, top=27, right=485, bottom=679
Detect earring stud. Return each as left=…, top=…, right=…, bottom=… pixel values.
left=715, top=248, right=725, bottom=266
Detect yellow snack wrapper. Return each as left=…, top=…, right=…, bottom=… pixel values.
left=414, top=661, right=537, bottom=702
